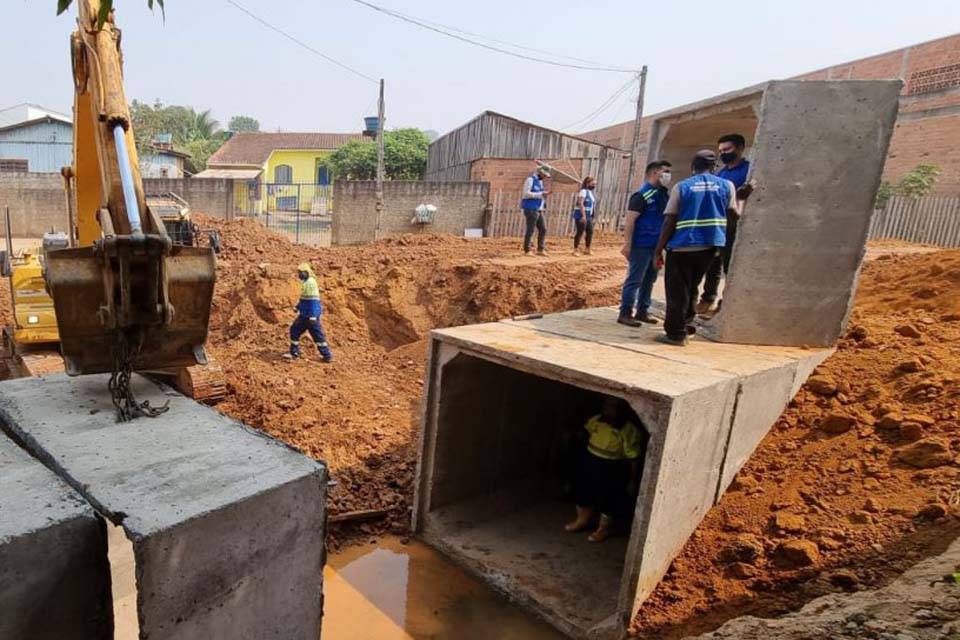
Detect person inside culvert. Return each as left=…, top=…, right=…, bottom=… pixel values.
left=284, top=262, right=333, bottom=362
left=653, top=149, right=739, bottom=346
left=565, top=396, right=642, bottom=543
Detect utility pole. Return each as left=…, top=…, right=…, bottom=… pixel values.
left=374, top=78, right=386, bottom=239
left=624, top=66, right=648, bottom=195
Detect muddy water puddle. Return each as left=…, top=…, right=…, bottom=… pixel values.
left=324, top=536, right=565, bottom=640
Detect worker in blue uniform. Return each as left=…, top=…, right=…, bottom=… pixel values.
left=618, top=161, right=671, bottom=326
left=698, top=133, right=756, bottom=314
left=521, top=166, right=551, bottom=255
left=284, top=262, right=333, bottom=362
left=654, top=150, right=739, bottom=346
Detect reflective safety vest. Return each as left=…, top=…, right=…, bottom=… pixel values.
left=572, top=189, right=595, bottom=220
left=297, top=275, right=322, bottom=318
left=667, top=173, right=730, bottom=249
left=521, top=174, right=544, bottom=211
left=584, top=415, right=642, bottom=460
left=630, top=182, right=667, bottom=248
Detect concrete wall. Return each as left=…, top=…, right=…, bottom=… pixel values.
left=333, top=180, right=489, bottom=245
left=0, top=174, right=236, bottom=235
left=706, top=80, right=901, bottom=347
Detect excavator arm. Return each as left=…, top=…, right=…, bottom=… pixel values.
left=44, top=0, right=216, bottom=413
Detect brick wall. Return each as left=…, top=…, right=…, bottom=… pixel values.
left=470, top=158, right=585, bottom=196
left=332, top=181, right=490, bottom=245
left=0, top=174, right=235, bottom=237
left=580, top=33, right=960, bottom=194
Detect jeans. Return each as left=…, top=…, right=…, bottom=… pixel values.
left=290, top=314, right=332, bottom=359
left=664, top=249, right=719, bottom=339
left=574, top=218, right=594, bottom=250
left=523, top=208, right=546, bottom=252
left=619, top=246, right=659, bottom=317
left=701, top=215, right=739, bottom=303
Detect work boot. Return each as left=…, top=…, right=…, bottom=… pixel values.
left=537, top=249, right=549, bottom=257
left=588, top=514, right=612, bottom=543
left=656, top=334, right=688, bottom=347
left=523, top=249, right=532, bottom=256
left=696, top=300, right=715, bottom=315
left=282, top=352, right=300, bottom=360
left=572, top=249, right=581, bottom=256
left=565, top=506, right=594, bottom=533
left=617, top=314, right=643, bottom=328
left=636, top=312, right=659, bottom=325
left=584, top=247, right=592, bottom=256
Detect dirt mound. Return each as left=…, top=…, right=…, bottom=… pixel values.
left=202, top=217, right=624, bottom=547
left=630, top=250, right=960, bottom=638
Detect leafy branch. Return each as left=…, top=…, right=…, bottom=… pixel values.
left=57, top=0, right=165, bottom=28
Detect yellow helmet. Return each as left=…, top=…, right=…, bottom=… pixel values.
left=297, top=262, right=314, bottom=275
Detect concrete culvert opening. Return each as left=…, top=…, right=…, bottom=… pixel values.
left=416, top=353, right=653, bottom=638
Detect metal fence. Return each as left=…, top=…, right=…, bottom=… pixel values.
left=233, top=182, right=332, bottom=246
left=868, top=195, right=960, bottom=247
left=487, top=190, right=631, bottom=238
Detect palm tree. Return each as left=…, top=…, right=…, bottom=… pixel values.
left=188, top=109, right=220, bottom=141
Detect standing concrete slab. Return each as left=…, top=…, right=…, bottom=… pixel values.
left=0, top=374, right=327, bottom=640
left=0, top=435, right=112, bottom=640
left=703, top=80, right=901, bottom=346
left=412, top=307, right=831, bottom=639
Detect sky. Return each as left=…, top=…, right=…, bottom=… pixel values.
left=2, top=0, right=959, bottom=137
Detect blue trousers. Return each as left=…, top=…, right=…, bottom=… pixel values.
left=619, top=246, right=659, bottom=317
left=290, top=315, right=332, bottom=360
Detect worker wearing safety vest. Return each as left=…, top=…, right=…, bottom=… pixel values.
left=284, top=262, right=333, bottom=362
left=521, top=166, right=551, bottom=255
left=565, top=396, right=642, bottom=543
left=653, top=149, right=739, bottom=346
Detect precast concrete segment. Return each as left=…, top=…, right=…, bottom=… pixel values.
left=0, top=435, right=113, bottom=640
left=0, top=373, right=327, bottom=640
left=703, top=80, right=902, bottom=347
left=413, top=308, right=831, bottom=639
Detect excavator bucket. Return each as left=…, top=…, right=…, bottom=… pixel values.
left=45, top=243, right=216, bottom=376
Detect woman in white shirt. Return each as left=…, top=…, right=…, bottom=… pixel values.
left=573, top=176, right=597, bottom=256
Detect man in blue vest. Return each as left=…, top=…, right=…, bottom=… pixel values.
left=521, top=166, right=551, bottom=255
left=284, top=262, right=333, bottom=362
left=653, top=150, right=739, bottom=346
left=697, top=133, right=755, bottom=314
left=618, top=161, right=671, bottom=326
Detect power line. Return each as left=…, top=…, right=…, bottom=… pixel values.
left=356, top=3, right=626, bottom=70
left=561, top=75, right=637, bottom=132
left=226, top=0, right=378, bottom=84
left=346, top=0, right=635, bottom=73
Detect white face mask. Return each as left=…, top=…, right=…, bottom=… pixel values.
left=660, top=172, right=672, bottom=187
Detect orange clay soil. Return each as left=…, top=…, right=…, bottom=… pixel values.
left=630, top=250, right=960, bottom=637
left=1, top=220, right=956, bottom=635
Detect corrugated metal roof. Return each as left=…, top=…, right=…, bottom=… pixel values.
left=207, top=132, right=364, bottom=166
left=0, top=103, right=71, bottom=128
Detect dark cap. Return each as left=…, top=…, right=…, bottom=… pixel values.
left=694, top=149, right=717, bottom=164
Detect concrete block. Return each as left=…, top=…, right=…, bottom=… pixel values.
left=0, top=435, right=112, bottom=640
left=0, top=373, right=327, bottom=640
left=704, top=80, right=901, bottom=346
left=412, top=307, right=831, bottom=639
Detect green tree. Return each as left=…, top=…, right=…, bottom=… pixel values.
left=228, top=115, right=260, bottom=133
left=57, top=0, right=163, bottom=28
left=130, top=100, right=224, bottom=172
left=895, top=164, right=942, bottom=199
left=329, top=128, right=430, bottom=181
left=874, top=180, right=895, bottom=210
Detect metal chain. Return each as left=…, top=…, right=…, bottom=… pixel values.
left=108, top=332, right=170, bottom=422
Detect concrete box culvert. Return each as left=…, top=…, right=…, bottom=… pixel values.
left=0, top=373, right=328, bottom=640
left=412, top=307, right=832, bottom=639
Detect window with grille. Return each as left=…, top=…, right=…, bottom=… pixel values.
left=908, top=63, right=960, bottom=95
left=0, top=159, right=28, bottom=173
left=274, top=164, right=293, bottom=184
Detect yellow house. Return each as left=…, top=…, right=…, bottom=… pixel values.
left=202, top=131, right=364, bottom=214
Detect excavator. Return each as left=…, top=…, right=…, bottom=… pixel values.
left=3, top=0, right=224, bottom=416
